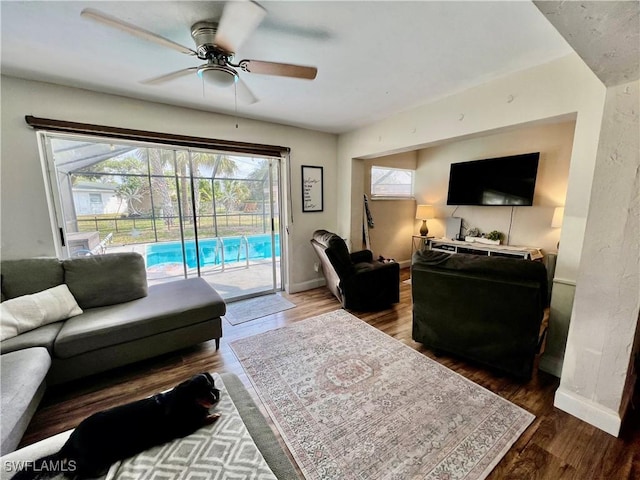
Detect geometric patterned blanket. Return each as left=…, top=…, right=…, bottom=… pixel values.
left=231, top=309, right=535, bottom=480
left=107, top=373, right=277, bottom=480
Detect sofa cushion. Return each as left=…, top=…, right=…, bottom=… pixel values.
left=0, top=347, right=51, bottom=455
left=0, top=285, right=83, bottom=341
left=54, top=278, right=225, bottom=358
left=63, top=252, right=148, bottom=309
left=0, top=258, right=64, bottom=299
left=0, top=322, right=64, bottom=355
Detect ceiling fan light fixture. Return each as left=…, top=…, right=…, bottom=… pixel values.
left=197, top=65, right=238, bottom=87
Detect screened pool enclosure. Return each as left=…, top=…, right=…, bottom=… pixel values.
left=40, top=134, right=284, bottom=301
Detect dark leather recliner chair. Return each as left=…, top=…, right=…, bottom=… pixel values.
left=411, top=249, right=548, bottom=379
left=310, top=229, right=400, bottom=311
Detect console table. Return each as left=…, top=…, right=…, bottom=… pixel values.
left=428, top=238, right=543, bottom=260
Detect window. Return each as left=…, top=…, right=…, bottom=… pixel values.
left=38, top=129, right=285, bottom=302
left=370, top=166, right=415, bottom=198
left=89, top=193, right=103, bottom=214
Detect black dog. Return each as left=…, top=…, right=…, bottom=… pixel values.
left=12, top=373, right=221, bottom=480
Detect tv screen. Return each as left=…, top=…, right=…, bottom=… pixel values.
left=446, top=153, right=539, bottom=206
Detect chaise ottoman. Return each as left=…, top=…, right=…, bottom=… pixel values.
left=0, top=348, right=51, bottom=455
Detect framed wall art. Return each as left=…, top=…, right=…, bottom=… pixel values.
left=301, top=165, right=323, bottom=212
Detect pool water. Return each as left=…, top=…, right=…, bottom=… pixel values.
left=145, top=234, right=280, bottom=269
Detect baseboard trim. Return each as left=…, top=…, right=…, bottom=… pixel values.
left=286, top=278, right=326, bottom=294
left=554, top=387, right=621, bottom=437
left=553, top=277, right=577, bottom=287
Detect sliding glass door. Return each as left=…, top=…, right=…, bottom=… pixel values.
left=186, top=152, right=282, bottom=299
left=39, top=133, right=283, bottom=301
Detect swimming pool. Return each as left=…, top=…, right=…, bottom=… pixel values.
left=145, top=234, right=280, bottom=269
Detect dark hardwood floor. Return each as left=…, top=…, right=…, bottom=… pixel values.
left=21, top=269, right=640, bottom=479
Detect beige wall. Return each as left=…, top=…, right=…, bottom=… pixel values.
left=360, top=119, right=576, bottom=263
left=362, top=151, right=417, bottom=263
left=414, top=120, right=576, bottom=253
left=337, top=55, right=606, bottom=274
left=337, top=55, right=606, bottom=384
left=0, top=76, right=338, bottom=293
left=339, top=58, right=640, bottom=437
left=334, top=54, right=640, bottom=437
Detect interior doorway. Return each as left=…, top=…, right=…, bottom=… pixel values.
left=39, top=133, right=284, bottom=301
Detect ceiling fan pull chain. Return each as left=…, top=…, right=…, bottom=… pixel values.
left=234, top=81, right=239, bottom=129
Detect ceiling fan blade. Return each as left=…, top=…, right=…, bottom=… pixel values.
left=236, top=78, right=258, bottom=104
left=81, top=8, right=197, bottom=56
left=240, top=60, right=317, bottom=80
left=214, top=0, right=267, bottom=53
left=141, top=67, right=199, bottom=85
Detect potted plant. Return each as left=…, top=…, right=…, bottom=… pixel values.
left=476, top=230, right=504, bottom=245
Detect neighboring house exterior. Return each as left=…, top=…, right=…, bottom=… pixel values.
left=72, top=181, right=120, bottom=215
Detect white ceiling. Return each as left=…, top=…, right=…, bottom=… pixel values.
left=1, top=1, right=573, bottom=134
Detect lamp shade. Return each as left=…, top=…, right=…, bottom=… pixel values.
left=416, top=205, right=435, bottom=220
left=198, top=65, right=238, bottom=87
left=551, top=207, right=565, bottom=228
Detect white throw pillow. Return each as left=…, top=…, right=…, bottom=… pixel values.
left=0, top=284, right=83, bottom=341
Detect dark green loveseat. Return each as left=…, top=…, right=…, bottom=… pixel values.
left=411, top=249, right=548, bottom=379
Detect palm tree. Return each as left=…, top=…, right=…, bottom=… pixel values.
left=175, top=152, right=238, bottom=224
left=146, top=148, right=175, bottom=229
left=217, top=180, right=251, bottom=213
left=115, top=180, right=144, bottom=216
left=247, top=159, right=270, bottom=203
left=95, top=148, right=241, bottom=234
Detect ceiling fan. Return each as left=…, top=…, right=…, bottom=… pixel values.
left=80, top=1, right=317, bottom=102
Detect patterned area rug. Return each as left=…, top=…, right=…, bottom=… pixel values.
left=231, top=310, right=534, bottom=480
left=107, top=373, right=277, bottom=480
left=224, top=294, right=295, bottom=325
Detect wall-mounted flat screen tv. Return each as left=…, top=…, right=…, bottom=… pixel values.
left=446, top=152, right=539, bottom=206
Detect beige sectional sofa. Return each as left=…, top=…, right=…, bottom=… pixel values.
left=0, top=252, right=225, bottom=455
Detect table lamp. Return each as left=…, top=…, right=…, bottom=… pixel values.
left=416, top=205, right=435, bottom=237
